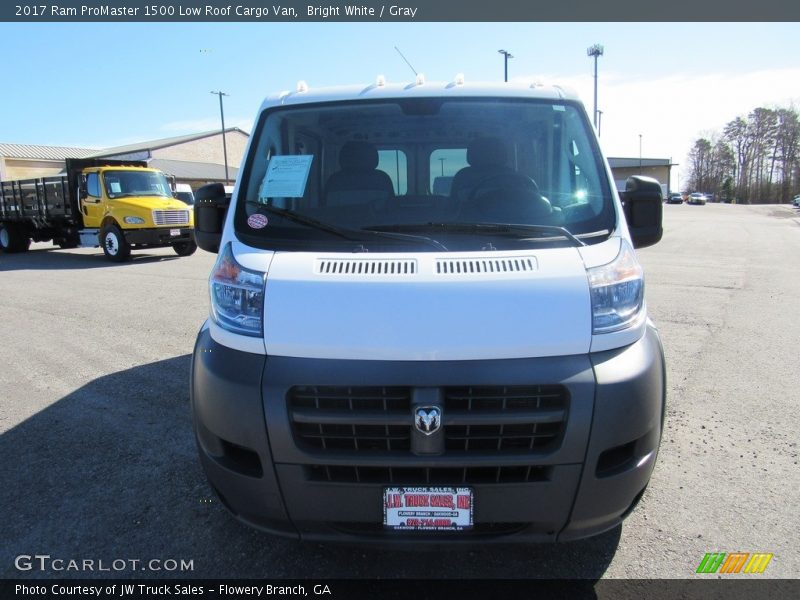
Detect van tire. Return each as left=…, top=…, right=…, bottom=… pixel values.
left=173, top=241, right=197, bottom=256
left=101, top=224, right=131, bottom=262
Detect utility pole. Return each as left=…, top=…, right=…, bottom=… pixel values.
left=210, top=90, right=230, bottom=182
left=639, top=134, right=643, bottom=169
left=597, top=110, right=603, bottom=137
left=498, top=49, right=514, bottom=82
left=586, top=44, right=604, bottom=129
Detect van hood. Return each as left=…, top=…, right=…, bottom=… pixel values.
left=260, top=248, right=592, bottom=361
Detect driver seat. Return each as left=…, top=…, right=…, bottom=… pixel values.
left=449, top=137, right=517, bottom=203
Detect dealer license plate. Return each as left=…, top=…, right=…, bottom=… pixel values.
left=170, top=228, right=181, bottom=237
left=383, top=487, right=473, bottom=531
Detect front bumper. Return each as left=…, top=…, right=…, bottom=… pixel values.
left=124, top=227, right=193, bottom=247
left=190, top=325, right=665, bottom=544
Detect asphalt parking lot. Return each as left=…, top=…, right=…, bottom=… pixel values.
left=1, top=203, right=798, bottom=579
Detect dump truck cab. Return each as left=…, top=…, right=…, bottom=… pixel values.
left=78, top=164, right=196, bottom=260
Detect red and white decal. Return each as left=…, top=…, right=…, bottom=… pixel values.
left=247, top=213, right=269, bottom=229
left=383, top=487, right=473, bottom=531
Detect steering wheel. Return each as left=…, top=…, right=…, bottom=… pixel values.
left=463, top=173, right=552, bottom=221
left=467, top=172, right=541, bottom=203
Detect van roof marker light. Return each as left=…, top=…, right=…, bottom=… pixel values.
left=376, top=75, right=386, bottom=87
left=454, top=73, right=465, bottom=86
left=415, top=73, right=426, bottom=86
left=296, top=80, right=309, bottom=93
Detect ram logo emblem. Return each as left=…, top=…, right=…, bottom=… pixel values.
left=414, top=406, right=442, bottom=435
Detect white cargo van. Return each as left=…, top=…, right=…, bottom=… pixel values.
left=190, top=79, right=666, bottom=543
left=174, top=183, right=195, bottom=205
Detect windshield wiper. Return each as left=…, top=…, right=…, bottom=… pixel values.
left=367, top=222, right=589, bottom=247
left=246, top=203, right=447, bottom=250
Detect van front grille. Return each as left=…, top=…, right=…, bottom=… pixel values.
left=443, top=385, right=567, bottom=452
left=304, top=465, right=552, bottom=484
left=290, top=386, right=412, bottom=452
left=288, top=385, right=568, bottom=455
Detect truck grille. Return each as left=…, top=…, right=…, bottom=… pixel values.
left=288, top=385, right=568, bottom=455
left=152, top=209, right=190, bottom=226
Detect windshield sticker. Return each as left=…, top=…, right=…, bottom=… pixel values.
left=109, top=182, right=122, bottom=193
left=258, top=155, right=313, bottom=200
left=247, top=213, right=269, bottom=229
left=553, top=105, right=566, bottom=112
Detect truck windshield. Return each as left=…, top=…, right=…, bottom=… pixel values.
left=235, top=98, right=615, bottom=252
left=103, top=170, right=173, bottom=199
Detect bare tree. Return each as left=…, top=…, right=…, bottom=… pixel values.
left=773, top=107, right=800, bottom=202
left=690, top=104, right=799, bottom=203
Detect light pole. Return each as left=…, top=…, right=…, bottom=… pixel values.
left=498, top=49, right=514, bottom=82
left=586, top=44, right=604, bottom=130
left=639, top=134, right=643, bottom=169
left=210, top=90, right=230, bottom=182
left=597, top=110, right=603, bottom=138
left=438, top=158, right=446, bottom=176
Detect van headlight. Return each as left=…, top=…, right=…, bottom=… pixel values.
left=209, top=243, right=265, bottom=337
left=587, top=239, right=644, bottom=334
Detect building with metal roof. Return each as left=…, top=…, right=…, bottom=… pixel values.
left=608, top=157, right=676, bottom=196
left=148, top=158, right=239, bottom=186
left=0, top=128, right=249, bottom=188
left=0, top=143, right=98, bottom=180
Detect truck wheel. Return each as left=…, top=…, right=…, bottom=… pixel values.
left=173, top=241, right=198, bottom=256
left=0, top=225, right=13, bottom=252
left=101, top=224, right=131, bottom=262
left=0, top=224, right=30, bottom=253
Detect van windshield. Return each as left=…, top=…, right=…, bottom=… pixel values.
left=235, top=98, right=615, bottom=252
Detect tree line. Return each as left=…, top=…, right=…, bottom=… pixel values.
left=686, top=105, right=800, bottom=203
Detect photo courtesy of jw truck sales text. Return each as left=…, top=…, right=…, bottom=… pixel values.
left=190, top=77, right=666, bottom=543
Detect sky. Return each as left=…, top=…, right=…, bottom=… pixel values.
left=1, top=22, right=798, bottom=189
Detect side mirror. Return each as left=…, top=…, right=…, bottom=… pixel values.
left=620, top=176, right=663, bottom=249
left=194, top=183, right=231, bottom=254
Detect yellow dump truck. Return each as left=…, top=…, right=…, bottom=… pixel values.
left=0, top=158, right=196, bottom=261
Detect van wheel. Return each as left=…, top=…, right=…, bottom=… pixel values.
left=101, top=224, right=131, bottom=262
left=173, top=241, right=197, bottom=256
left=0, top=224, right=30, bottom=253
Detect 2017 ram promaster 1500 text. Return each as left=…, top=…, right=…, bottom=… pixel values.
left=190, top=78, right=666, bottom=543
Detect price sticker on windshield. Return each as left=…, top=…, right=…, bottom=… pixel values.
left=259, top=155, right=313, bottom=200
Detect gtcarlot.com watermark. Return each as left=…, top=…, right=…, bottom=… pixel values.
left=15, top=554, right=194, bottom=573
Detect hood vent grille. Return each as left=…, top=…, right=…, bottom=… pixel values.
left=435, top=256, right=537, bottom=275
left=317, top=258, right=417, bottom=276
